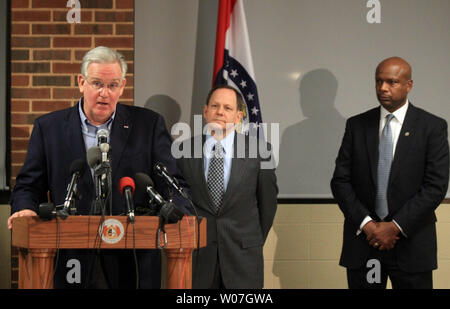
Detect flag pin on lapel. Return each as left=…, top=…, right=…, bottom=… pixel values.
left=405, top=132, right=410, bottom=136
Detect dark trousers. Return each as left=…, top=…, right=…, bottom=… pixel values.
left=346, top=247, right=432, bottom=289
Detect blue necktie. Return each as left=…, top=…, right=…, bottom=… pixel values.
left=375, top=114, right=394, bottom=220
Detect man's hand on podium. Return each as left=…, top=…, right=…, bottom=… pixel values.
left=7, top=209, right=37, bottom=230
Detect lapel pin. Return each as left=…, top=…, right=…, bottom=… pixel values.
left=405, top=132, right=410, bottom=136
left=124, top=125, right=129, bottom=129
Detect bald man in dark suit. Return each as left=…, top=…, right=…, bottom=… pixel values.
left=331, top=57, right=449, bottom=289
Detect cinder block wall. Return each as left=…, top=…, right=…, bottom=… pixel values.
left=9, top=0, right=134, bottom=288
left=263, top=204, right=450, bottom=289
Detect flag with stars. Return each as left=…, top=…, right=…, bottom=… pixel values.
left=213, top=0, right=262, bottom=136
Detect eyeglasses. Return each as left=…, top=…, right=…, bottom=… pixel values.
left=84, top=77, right=123, bottom=92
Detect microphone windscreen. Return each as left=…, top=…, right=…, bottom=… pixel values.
left=135, top=172, right=154, bottom=191
left=119, top=176, right=135, bottom=195
left=96, top=128, right=109, bottom=140
left=70, top=158, right=86, bottom=176
left=87, top=146, right=102, bottom=168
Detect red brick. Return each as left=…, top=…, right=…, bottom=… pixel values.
left=75, top=49, right=90, bottom=61
left=33, top=75, right=72, bottom=86
left=11, top=100, right=30, bottom=112
left=126, top=62, right=134, bottom=74
left=115, top=24, right=133, bottom=35
left=33, top=50, right=71, bottom=61
left=11, top=62, right=50, bottom=73
left=53, top=36, right=92, bottom=48
left=12, top=152, right=27, bottom=164
left=95, top=11, right=133, bottom=22
left=11, top=88, right=51, bottom=99
left=12, top=0, right=29, bottom=8
left=11, top=113, right=43, bottom=125
left=53, top=10, right=92, bottom=22
left=121, top=88, right=133, bottom=100
left=11, top=75, right=30, bottom=87
left=95, top=37, right=133, bottom=48
left=11, top=139, right=29, bottom=152
left=74, top=24, right=113, bottom=35
left=12, top=10, right=51, bottom=22
left=11, top=126, right=30, bottom=139
left=11, top=24, right=30, bottom=35
left=79, top=0, right=113, bottom=9
left=12, top=37, right=51, bottom=48
left=118, top=50, right=133, bottom=61
left=12, top=164, right=25, bottom=178
left=11, top=49, right=30, bottom=61
left=32, top=100, right=72, bottom=112
left=31, top=0, right=68, bottom=8
left=52, top=62, right=81, bottom=74
left=115, top=0, right=134, bottom=9
left=32, top=24, right=71, bottom=35
left=53, top=88, right=81, bottom=99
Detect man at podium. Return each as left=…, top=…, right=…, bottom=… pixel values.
left=8, top=46, right=192, bottom=288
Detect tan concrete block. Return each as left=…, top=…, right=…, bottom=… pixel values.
left=309, top=261, right=347, bottom=289
left=272, top=261, right=309, bottom=289
left=310, top=224, right=343, bottom=260
left=271, top=224, right=309, bottom=260
left=263, top=259, right=275, bottom=289
left=310, top=204, right=344, bottom=223
left=434, top=260, right=450, bottom=289
left=436, top=204, right=450, bottom=223
left=437, top=223, right=450, bottom=259
left=263, top=228, right=277, bottom=260
left=274, top=204, right=311, bottom=224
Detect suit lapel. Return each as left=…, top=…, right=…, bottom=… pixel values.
left=64, top=102, right=94, bottom=195
left=110, top=104, right=132, bottom=186
left=365, top=107, right=380, bottom=188
left=389, top=103, right=418, bottom=186
left=191, top=135, right=216, bottom=213
left=220, top=134, right=248, bottom=213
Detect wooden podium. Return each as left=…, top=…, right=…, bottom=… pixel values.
left=11, top=215, right=206, bottom=289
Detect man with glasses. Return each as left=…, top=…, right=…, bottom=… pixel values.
left=8, top=46, right=192, bottom=288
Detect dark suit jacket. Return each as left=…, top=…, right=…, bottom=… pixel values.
left=176, top=133, right=278, bottom=288
left=331, top=103, right=449, bottom=273
left=11, top=101, right=192, bottom=288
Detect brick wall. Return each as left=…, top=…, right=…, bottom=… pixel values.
left=10, top=0, right=134, bottom=288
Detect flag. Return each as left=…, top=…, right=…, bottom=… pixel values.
left=213, top=0, right=262, bottom=137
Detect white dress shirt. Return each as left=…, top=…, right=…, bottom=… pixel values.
left=359, top=100, right=409, bottom=236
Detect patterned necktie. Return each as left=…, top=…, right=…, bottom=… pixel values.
left=207, top=142, right=224, bottom=214
left=375, top=114, right=395, bottom=220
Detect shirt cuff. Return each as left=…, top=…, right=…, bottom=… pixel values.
left=392, top=220, right=407, bottom=237
left=356, top=216, right=373, bottom=236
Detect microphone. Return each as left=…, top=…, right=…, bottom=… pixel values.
left=154, top=162, right=188, bottom=199
left=59, top=159, right=86, bottom=219
left=87, top=146, right=102, bottom=169
left=96, top=129, right=110, bottom=163
left=119, top=176, right=136, bottom=223
left=135, top=172, right=165, bottom=205
left=97, top=128, right=109, bottom=145
left=135, top=172, right=184, bottom=223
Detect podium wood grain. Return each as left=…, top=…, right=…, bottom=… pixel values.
left=12, top=216, right=206, bottom=289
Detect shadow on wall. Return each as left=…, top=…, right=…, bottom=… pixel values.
left=276, top=68, right=346, bottom=197
left=273, top=69, right=345, bottom=288
left=145, top=94, right=182, bottom=137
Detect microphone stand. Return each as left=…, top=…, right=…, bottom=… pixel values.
left=93, top=161, right=111, bottom=216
